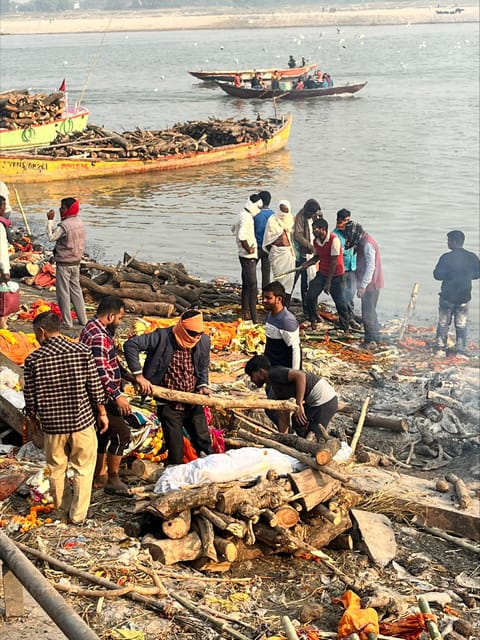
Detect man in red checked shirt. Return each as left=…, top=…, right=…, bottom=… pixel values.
left=80, top=296, right=133, bottom=496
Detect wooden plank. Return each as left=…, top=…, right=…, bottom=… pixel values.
left=288, top=468, right=341, bottom=511
left=348, top=466, right=479, bottom=541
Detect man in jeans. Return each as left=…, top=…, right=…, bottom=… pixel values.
left=334, top=208, right=360, bottom=328
left=306, top=217, right=350, bottom=332
left=47, top=197, right=88, bottom=331
left=24, top=311, right=107, bottom=524
left=433, top=229, right=479, bottom=355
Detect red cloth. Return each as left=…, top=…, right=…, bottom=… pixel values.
left=58, top=79, right=66, bottom=92
left=60, top=200, right=79, bottom=220
left=33, top=262, right=56, bottom=288
left=314, top=232, right=345, bottom=277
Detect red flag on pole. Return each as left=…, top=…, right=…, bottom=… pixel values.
left=58, top=79, right=66, bottom=92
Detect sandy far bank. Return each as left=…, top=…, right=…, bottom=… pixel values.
left=0, top=7, right=478, bottom=35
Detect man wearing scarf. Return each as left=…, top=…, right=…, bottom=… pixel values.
left=123, top=310, right=213, bottom=465
left=47, top=197, right=88, bottom=331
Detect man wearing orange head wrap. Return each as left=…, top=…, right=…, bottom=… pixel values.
left=124, top=309, right=213, bottom=465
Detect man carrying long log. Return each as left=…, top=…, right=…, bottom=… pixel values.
left=245, top=355, right=338, bottom=438
left=124, top=309, right=214, bottom=465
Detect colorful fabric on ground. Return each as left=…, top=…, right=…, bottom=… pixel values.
left=333, top=590, right=379, bottom=640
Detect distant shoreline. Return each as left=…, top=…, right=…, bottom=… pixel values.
left=0, top=6, right=478, bottom=35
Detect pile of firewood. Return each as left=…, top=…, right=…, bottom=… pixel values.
left=81, top=253, right=239, bottom=316
left=127, top=406, right=358, bottom=569
left=0, top=90, right=66, bottom=129
left=35, top=117, right=279, bottom=160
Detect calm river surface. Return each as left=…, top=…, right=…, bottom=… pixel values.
left=1, top=22, right=479, bottom=332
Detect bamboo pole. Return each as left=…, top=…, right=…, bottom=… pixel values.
left=417, top=596, right=442, bottom=640
left=398, top=282, right=420, bottom=340
left=350, top=395, right=372, bottom=456
left=0, top=532, right=99, bottom=640
left=282, top=615, right=300, bottom=640
left=12, top=185, right=31, bottom=236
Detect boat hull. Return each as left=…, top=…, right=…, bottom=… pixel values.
left=0, top=115, right=292, bottom=184
left=0, top=107, right=90, bottom=152
left=216, top=81, right=367, bottom=100
left=189, top=64, right=317, bottom=82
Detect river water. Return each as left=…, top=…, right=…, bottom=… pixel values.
left=1, top=22, right=479, bottom=333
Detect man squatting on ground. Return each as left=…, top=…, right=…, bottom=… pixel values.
left=24, top=311, right=108, bottom=525
left=433, top=229, right=480, bottom=354
left=80, top=295, right=134, bottom=496
left=245, top=355, right=338, bottom=440
left=124, top=309, right=213, bottom=465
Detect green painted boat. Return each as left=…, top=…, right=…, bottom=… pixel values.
left=0, top=105, right=90, bottom=152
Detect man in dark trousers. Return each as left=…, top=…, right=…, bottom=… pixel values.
left=433, top=229, right=479, bottom=355
left=245, top=355, right=338, bottom=438
left=345, top=221, right=384, bottom=348
left=123, top=309, right=213, bottom=465
left=306, top=217, right=350, bottom=332
left=254, top=190, right=275, bottom=290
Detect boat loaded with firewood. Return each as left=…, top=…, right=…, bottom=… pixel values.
left=0, top=114, right=292, bottom=183
left=188, top=63, right=317, bottom=82
left=216, top=80, right=368, bottom=100
left=0, top=89, right=89, bottom=152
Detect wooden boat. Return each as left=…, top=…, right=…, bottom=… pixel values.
left=215, top=80, right=367, bottom=100
left=0, top=105, right=90, bottom=152
left=0, top=114, right=292, bottom=184
left=189, top=64, right=317, bottom=82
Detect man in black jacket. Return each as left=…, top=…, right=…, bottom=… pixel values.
left=123, top=309, right=213, bottom=464
left=433, top=229, right=480, bottom=354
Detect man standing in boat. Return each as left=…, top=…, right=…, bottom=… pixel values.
left=47, top=197, right=88, bottom=333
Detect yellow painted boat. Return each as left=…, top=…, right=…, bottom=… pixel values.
left=0, top=114, right=292, bottom=184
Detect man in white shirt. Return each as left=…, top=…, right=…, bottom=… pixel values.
left=233, top=196, right=263, bottom=323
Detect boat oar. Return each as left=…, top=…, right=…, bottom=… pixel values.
left=12, top=185, right=32, bottom=237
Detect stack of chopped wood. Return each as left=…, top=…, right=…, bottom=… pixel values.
left=135, top=419, right=358, bottom=569
left=80, top=253, right=239, bottom=316
left=0, top=90, right=66, bottom=129
left=35, top=117, right=279, bottom=160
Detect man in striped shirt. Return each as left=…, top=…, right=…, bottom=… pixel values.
left=24, top=311, right=108, bottom=524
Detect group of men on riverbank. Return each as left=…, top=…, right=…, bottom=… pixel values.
left=233, top=192, right=385, bottom=349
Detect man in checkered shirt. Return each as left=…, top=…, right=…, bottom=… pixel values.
left=24, top=311, right=108, bottom=524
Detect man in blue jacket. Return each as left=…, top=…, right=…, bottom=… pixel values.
left=123, top=309, right=213, bottom=464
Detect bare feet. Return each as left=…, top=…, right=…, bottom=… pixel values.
left=93, top=475, right=107, bottom=489
left=104, top=476, right=131, bottom=496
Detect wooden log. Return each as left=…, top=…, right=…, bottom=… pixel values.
left=327, top=534, right=354, bottom=551
left=445, top=472, right=471, bottom=510
left=356, top=450, right=391, bottom=467
left=161, top=510, right=191, bottom=540
left=352, top=412, right=409, bottom=433
left=216, top=478, right=293, bottom=515
left=195, top=516, right=217, bottom=561
left=304, top=513, right=353, bottom=549
left=230, top=538, right=264, bottom=562
left=9, top=262, right=40, bottom=278
left=130, top=458, right=164, bottom=483
left=151, top=386, right=297, bottom=412
left=147, top=484, right=219, bottom=519
left=288, top=468, right=341, bottom=511
left=260, top=509, right=279, bottom=528
left=122, top=299, right=175, bottom=317
left=273, top=505, right=300, bottom=529
left=214, top=536, right=238, bottom=562
left=237, top=428, right=349, bottom=484
left=79, top=275, right=175, bottom=303
left=313, top=503, right=342, bottom=526
left=269, top=432, right=340, bottom=465
left=142, top=532, right=202, bottom=565
left=350, top=395, right=372, bottom=456
left=253, top=522, right=299, bottom=552
left=196, top=506, right=247, bottom=538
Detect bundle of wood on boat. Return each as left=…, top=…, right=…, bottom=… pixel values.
left=34, top=116, right=280, bottom=160
left=0, top=90, right=65, bottom=128
left=80, top=253, right=240, bottom=316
